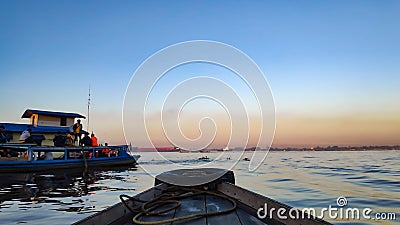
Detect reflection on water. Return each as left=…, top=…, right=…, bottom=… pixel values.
left=0, top=151, right=399, bottom=225
left=1, top=170, right=95, bottom=207
left=0, top=166, right=143, bottom=225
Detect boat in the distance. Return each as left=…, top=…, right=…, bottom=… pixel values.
left=73, top=168, right=332, bottom=225
left=0, top=144, right=140, bottom=172
left=198, top=155, right=211, bottom=161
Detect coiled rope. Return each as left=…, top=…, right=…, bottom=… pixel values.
left=120, top=186, right=237, bottom=225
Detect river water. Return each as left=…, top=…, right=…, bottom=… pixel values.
left=0, top=151, right=398, bottom=225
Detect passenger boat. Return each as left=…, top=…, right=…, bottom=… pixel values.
left=73, top=168, right=332, bottom=225
left=0, top=144, right=140, bottom=173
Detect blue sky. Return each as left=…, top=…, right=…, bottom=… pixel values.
left=1, top=1, right=399, bottom=147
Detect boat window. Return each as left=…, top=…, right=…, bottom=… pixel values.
left=37, top=151, right=58, bottom=160
left=0, top=148, right=29, bottom=161
left=60, top=117, right=67, bottom=126
left=110, top=149, right=119, bottom=157
left=68, top=151, right=82, bottom=159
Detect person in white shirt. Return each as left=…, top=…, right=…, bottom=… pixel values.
left=19, top=128, right=31, bottom=143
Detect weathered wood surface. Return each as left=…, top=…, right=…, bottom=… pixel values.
left=139, top=202, right=176, bottom=225
left=217, top=182, right=332, bottom=225
left=173, top=194, right=206, bottom=225
left=74, top=182, right=332, bottom=225
left=205, top=194, right=242, bottom=225
left=73, top=183, right=168, bottom=225
left=128, top=193, right=268, bottom=225
left=236, top=208, right=269, bottom=225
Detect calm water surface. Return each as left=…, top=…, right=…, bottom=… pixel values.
left=0, top=151, right=398, bottom=225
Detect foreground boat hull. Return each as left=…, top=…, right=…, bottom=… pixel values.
left=0, top=157, right=138, bottom=172
left=73, top=168, right=332, bottom=225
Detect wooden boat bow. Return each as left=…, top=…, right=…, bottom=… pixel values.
left=73, top=168, right=332, bottom=225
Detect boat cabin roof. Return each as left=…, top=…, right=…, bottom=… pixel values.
left=0, top=123, right=72, bottom=133
left=21, top=109, right=86, bottom=119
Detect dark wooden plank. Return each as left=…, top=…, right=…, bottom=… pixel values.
left=73, top=183, right=168, bottom=225
left=205, top=194, right=241, bottom=225
left=138, top=202, right=176, bottom=225
left=217, top=182, right=332, bottom=225
left=235, top=201, right=283, bottom=225
left=109, top=215, right=135, bottom=225
left=236, top=208, right=269, bottom=225
left=172, top=194, right=206, bottom=225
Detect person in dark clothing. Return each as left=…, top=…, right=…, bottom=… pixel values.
left=80, top=132, right=92, bottom=147
left=53, top=132, right=67, bottom=147
left=4, top=149, right=18, bottom=157
left=0, top=125, right=11, bottom=143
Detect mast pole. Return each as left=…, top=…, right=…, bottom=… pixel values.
left=87, top=85, right=91, bottom=132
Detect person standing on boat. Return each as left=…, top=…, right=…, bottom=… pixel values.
left=73, top=119, right=83, bottom=145
left=19, top=128, right=32, bottom=143
left=91, top=133, right=98, bottom=146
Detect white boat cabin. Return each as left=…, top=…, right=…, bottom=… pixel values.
left=0, top=109, right=86, bottom=146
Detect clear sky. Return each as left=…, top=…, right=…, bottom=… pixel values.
left=0, top=1, right=399, bottom=147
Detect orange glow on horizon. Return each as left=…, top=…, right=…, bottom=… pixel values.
left=87, top=110, right=400, bottom=148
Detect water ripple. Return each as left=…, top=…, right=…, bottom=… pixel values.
left=0, top=151, right=399, bottom=225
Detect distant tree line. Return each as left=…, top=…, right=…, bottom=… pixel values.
left=268, top=145, right=400, bottom=151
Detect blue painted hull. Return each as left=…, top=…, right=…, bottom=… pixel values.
left=0, top=144, right=140, bottom=172
left=0, top=156, right=138, bottom=172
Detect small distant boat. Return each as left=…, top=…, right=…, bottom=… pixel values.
left=218, top=146, right=231, bottom=151
left=199, top=149, right=211, bottom=153
left=73, top=168, right=332, bottom=225
left=198, top=156, right=210, bottom=161
left=0, top=144, right=140, bottom=173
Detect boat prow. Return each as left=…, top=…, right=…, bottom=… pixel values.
left=73, top=168, right=332, bottom=225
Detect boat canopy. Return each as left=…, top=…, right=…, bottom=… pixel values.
left=21, top=109, right=86, bottom=119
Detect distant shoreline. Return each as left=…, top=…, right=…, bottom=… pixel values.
left=268, top=149, right=399, bottom=152
left=135, top=148, right=400, bottom=152
left=268, top=145, right=400, bottom=152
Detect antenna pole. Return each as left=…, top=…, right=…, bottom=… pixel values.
left=87, top=85, right=91, bottom=132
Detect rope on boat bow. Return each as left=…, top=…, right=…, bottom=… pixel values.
left=120, top=186, right=237, bottom=225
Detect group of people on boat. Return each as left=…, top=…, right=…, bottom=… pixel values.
left=79, top=132, right=98, bottom=147
left=0, top=119, right=101, bottom=148
left=0, top=118, right=124, bottom=162
left=0, top=148, right=19, bottom=157
left=53, top=120, right=99, bottom=147
left=1, top=126, right=44, bottom=145
left=53, top=131, right=98, bottom=147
